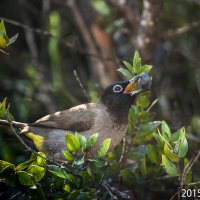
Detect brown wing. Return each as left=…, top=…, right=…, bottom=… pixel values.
left=31, top=103, right=96, bottom=132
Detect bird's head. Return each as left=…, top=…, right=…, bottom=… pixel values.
left=99, top=73, right=152, bottom=123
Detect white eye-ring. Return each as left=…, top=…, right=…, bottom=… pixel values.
left=113, top=84, right=123, bottom=93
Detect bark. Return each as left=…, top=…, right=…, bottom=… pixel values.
left=135, top=0, right=163, bottom=64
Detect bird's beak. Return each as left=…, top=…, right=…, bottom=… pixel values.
left=124, top=73, right=152, bottom=96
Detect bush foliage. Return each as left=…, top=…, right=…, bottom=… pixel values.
left=0, top=52, right=192, bottom=200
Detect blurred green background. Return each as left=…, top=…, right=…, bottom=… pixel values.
left=0, top=0, right=200, bottom=164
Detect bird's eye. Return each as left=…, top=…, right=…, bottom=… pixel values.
left=113, top=84, right=123, bottom=93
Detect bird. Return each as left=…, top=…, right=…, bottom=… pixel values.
left=0, top=73, right=151, bottom=160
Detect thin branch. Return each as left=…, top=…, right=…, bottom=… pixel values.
left=73, top=70, right=90, bottom=101
left=163, top=21, right=200, bottom=40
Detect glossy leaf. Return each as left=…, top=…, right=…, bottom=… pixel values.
left=97, top=138, right=111, bottom=157
left=87, top=133, right=98, bottom=148
left=63, top=150, right=75, bottom=161
left=48, top=165, right=69, bottom=179
left=0, top=160, right=15, bottom=173
left=164, top=143, right=179, bottom=163
left=162, top=155, right=177, bottom=176
left=16, top=156, right=36, bottom=172
left=37, top=152, right=47, bottom=167
left=133, top=51, right=141, bottom=73
left=75, top=132, right=87, bottom=148
left=137, top=64, right=153, bottom=74
left=161, top=121, right=171, bottom=139
left=117, top=68, right=133, bottom=79
left=123, top=61, right=133, bottom=72
left=0, top=20, right=6, bottom=36
left=27, top=165, right=45, bottom=182
left=18, top=171, right=35, bottom=186
left=66, top=133, right=80, bottom=152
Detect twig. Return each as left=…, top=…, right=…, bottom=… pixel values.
left=187, top=180, right=200, bottom=186
left=163, top=21, right=200, bottom=40
left=73, top=70, right=90, bottom=101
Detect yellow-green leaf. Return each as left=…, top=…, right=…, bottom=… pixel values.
left=97, top=138, right=111, bottom=157
left=162, top=154, right=177, bottom=176
left=66, top=133, right=80, bottom=152
left=164, top=143, right=179, bottom=163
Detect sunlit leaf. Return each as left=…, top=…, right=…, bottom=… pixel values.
left=63, top=150, right=75, bottom=161
left=37, top=152, right=46, bottom=167
left=0, top=20, right=6, bottom=36
left=162, top=154, right=177, bottom=176
left=137, top=64, right=153, bottom=74
left=97, top=138, right=111, bottom=157
left=75, top=132, right=87, bottom=148
left=66, top=133, right=80, bottom=152
left=0, top=160, right=15, bottom=173
left=161, top=121, right=171, bottom=139
left=18, top=171, right=35, bottom=186
left=117, top=68, right=133, bottom=79
left=123, top=61, right=133, bottom=72
left=87, top=133, right=98, bottom=148
left=164, top=143, right=179, bottom=163
left=48, top=165, right=69, bottom=179
left=133, top=51, right=141, bottom=73
left=27, top=165, right=45, bottom=182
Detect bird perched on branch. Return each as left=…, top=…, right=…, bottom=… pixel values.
left=0, top=73, right=151, bottom=160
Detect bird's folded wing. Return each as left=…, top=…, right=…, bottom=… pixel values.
left=32, top=103, right=96, bottom=132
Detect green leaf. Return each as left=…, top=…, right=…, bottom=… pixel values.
left=7, top=33, right=18, bottom=46
left=133, top=51, right=141, bottom=73
left=137, top=64, right=153, bottom=74
left=173, top=128, right=188, bottom=158
left=66, top=133, right=80, bottom=152
left=97, top=138, right=111, bottom=157
left=27, top=165, right=45, bottom=182
left=123, top=61, right=133, bottom=72
left=63, top=184, right=71, bottom=193
left=117, top=68, right=133, bottom=79
left=164, top=143, right=179, bottom=163
left=147, top=144, right=157, bottom=163
left=0, top=35, right=7, bottom=48
left=178, top=138, right=188, bottom=158
left=0, top=20, right=6, bottom=36
left=162, top=154, right=177, bottom=176
left=75, top=132, right=87, bottom=148
left=136, top=94, right=150, bottom=109
left=63, top=150, right=75, bottom=161
left=48, top=165, right=69, bottom=179
left=0, top=160, right=15, bottom=173
left=135, top=121, right=161, bottom=142
left=15, top=156, right=36, bottom=172
left=161, top=121, right=171, bottom=139
left=18, top=171, right=35, bottom=186
left=37, top=152, right=47, bottom=167
left=87, top=133, right=98, bottom=148
left=127, top=145, right=146, bottom=160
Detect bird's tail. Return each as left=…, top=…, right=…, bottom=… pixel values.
left=0, top=119, right=28, bottom=129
